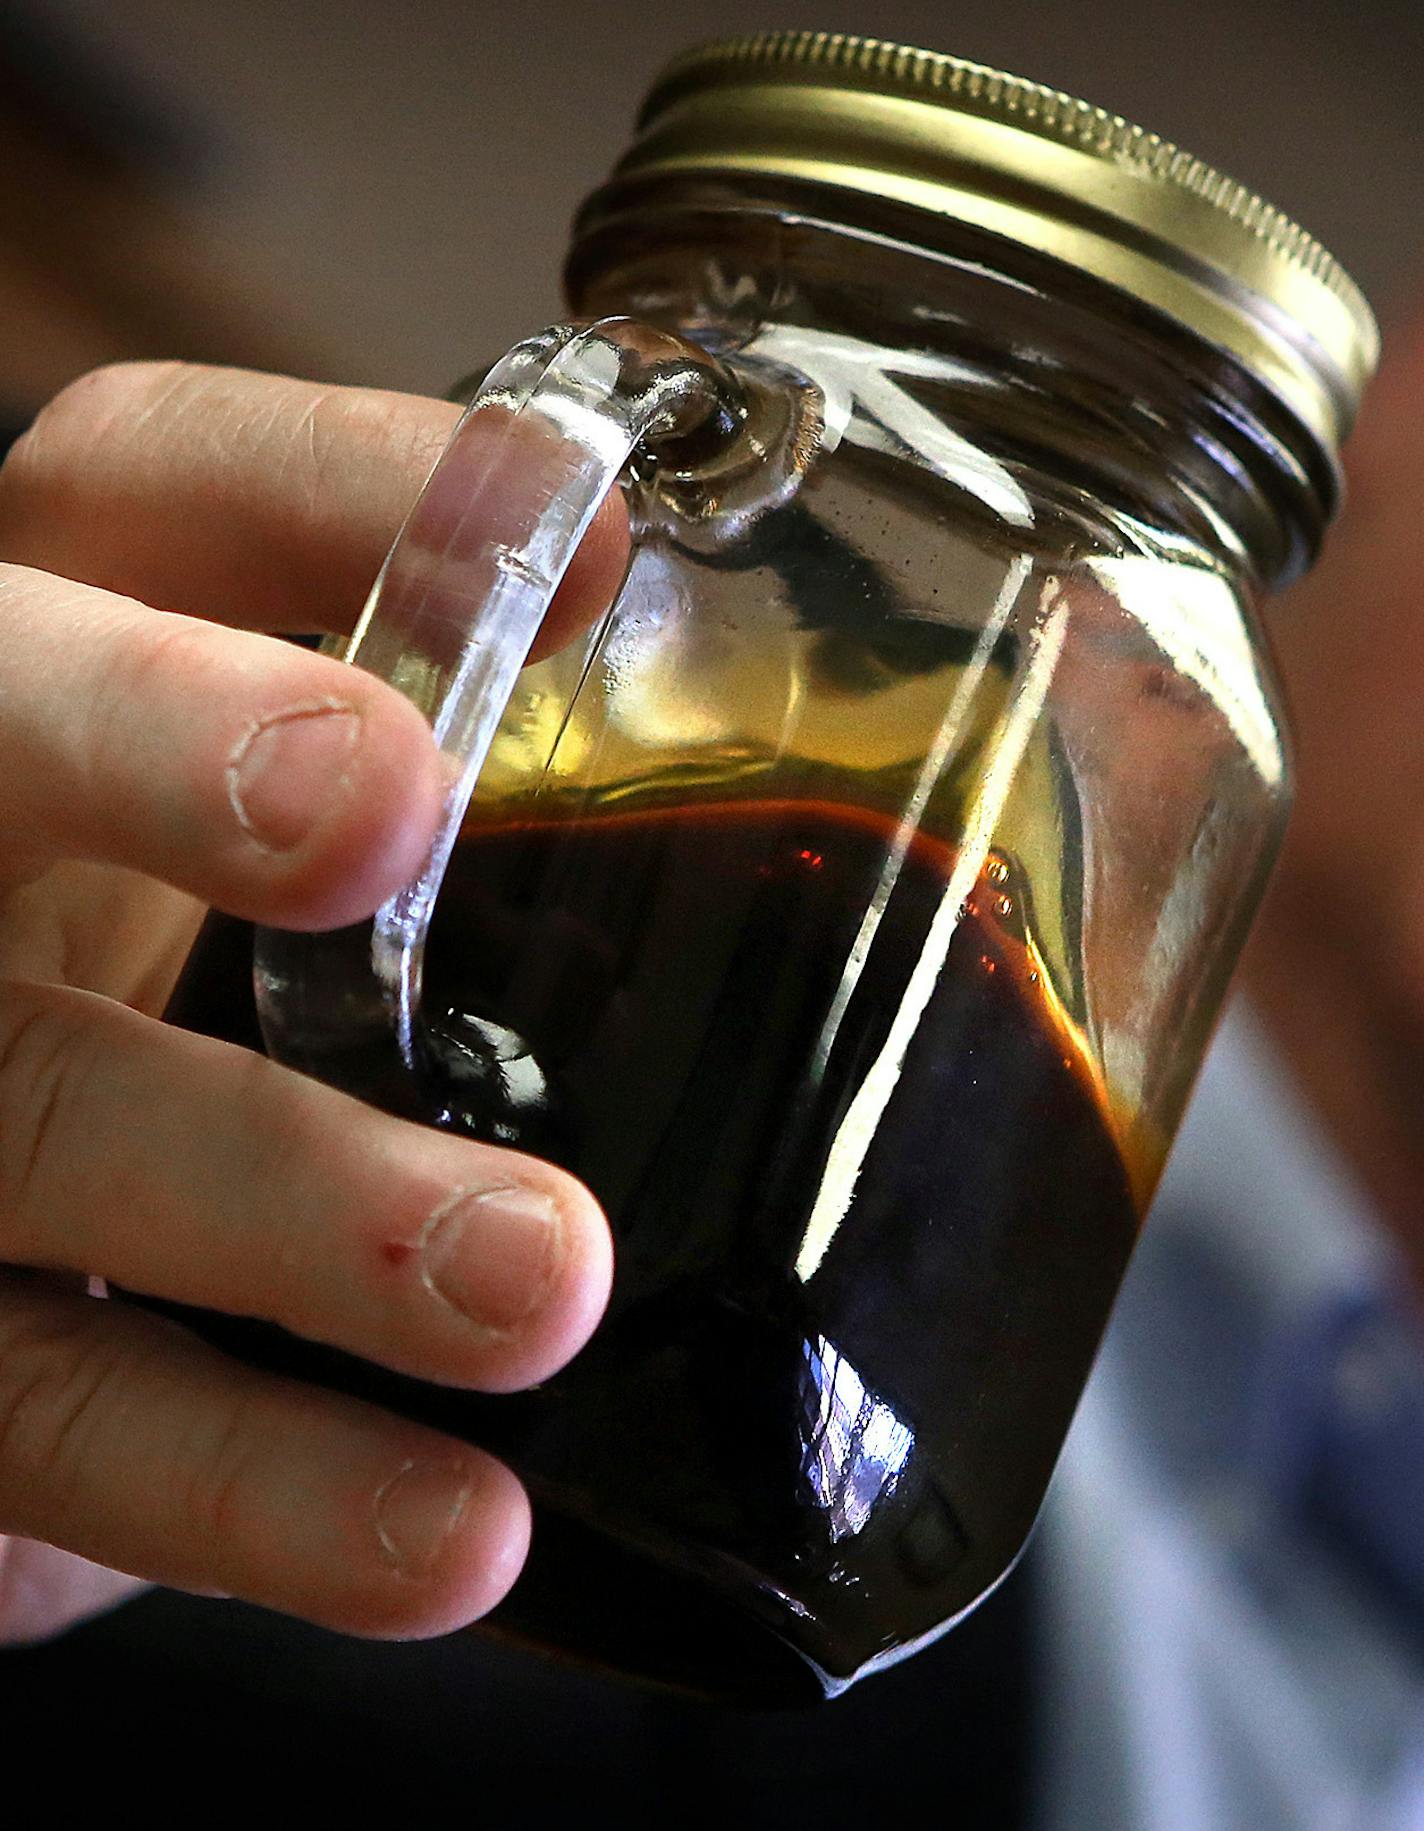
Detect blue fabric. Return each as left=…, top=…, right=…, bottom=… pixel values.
left=1298, top=1296, right=1424, bottom=1633
left=1038, top=1003, right=1424, bottom=1830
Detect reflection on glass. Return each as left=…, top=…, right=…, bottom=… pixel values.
left=799, top=1334, right=914, bottom=1542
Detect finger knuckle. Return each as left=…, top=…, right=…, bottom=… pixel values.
left=0, top=990, right=93, bottom=1251
left=0, top=1298, right=124, bottom=1514
left=288, top=384, right=454, bottom=537
left=223, top=1052, right=328, bottom=1323
left=285, top=384, right=353, bottom=508
left=88, top=608, right=220, bottom=779
left=176, top=1388, right=263, bottom=1555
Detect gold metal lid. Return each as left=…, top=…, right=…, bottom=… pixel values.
left=608, top=31, right=1378, bottom=465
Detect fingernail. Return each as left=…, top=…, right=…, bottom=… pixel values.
left=227, top=700, right=361, bottom=852
left=373, top=1458, right=475, bottom=1577
left=420, top=1185, right=563, bottom=1333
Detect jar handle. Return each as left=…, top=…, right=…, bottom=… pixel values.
left=252, top=317, right=745, bottom=1096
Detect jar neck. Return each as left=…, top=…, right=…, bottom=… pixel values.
left=567, top=178, right=1337, bottom=593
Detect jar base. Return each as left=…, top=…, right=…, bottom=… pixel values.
left=480, top=1504, right=840, bottom=1707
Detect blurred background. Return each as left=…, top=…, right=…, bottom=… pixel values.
left=3, top=0, right=1420, bottom=419
left=0, top=0, right=1419, bottom=1813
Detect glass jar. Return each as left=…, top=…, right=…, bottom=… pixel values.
left=164, top=33, right=1377, bottom=1702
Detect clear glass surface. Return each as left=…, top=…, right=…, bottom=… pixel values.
left=166, top=199, right=1293, bottom=1701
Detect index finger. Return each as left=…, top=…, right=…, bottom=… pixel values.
left=0, top=361, right=630, bottom=649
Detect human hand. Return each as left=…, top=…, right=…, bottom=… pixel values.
left=0, top=362, right=626, bottom=1644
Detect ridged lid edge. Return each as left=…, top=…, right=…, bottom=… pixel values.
left=641, top=32, right=1379, bottom=380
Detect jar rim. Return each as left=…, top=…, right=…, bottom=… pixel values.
left=580, top=31, right=1378, bottom=478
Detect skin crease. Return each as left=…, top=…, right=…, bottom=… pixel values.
left=0, top=362, right=626, bottom=1646
left=1240, top=311, right=1424, bottom=1298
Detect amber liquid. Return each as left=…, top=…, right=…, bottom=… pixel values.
left=165, top=797, right=1140, bottom=1701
